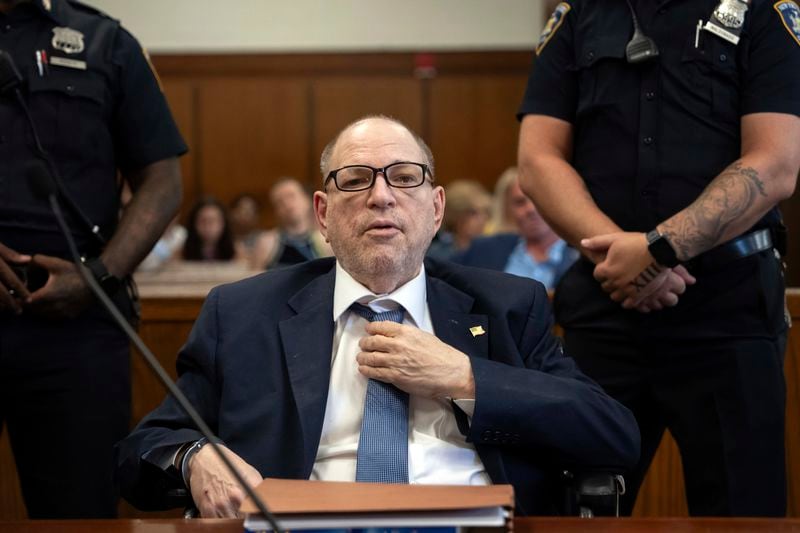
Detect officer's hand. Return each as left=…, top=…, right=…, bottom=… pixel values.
left=187, top=444, right=263, bottom=518
left=0, top=243, right=32, bottom=315
left=26, top=254, right=93, bottom=319
left=625, top=266, right=696, bottom=312
left=357, top=321, right=475, bottom=399
left=582, top=232, right=653, bottom=292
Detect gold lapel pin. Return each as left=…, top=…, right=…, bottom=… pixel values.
left=469, top=325, right=486, bottom=337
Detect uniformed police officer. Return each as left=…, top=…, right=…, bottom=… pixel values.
left=0, top=0, right=186, bottom=518
left=518, top=0, right=800, bottom=517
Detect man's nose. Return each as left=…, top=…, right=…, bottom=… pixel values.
left=367, top=172, right=396, bottom=206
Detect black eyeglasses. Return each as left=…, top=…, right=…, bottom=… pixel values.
left=325, top=162, right=431, bottom=192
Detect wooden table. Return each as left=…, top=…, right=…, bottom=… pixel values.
left=1, top=518, right=800, bottom=532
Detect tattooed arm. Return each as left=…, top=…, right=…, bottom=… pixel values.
left=583, top=113, right=800, bottom=297
left=658, top=114, right=800, bottom=260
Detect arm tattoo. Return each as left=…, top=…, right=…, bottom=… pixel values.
left=659, top=161, right=767, bottom=260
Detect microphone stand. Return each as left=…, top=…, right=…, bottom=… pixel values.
left=42, top=189, right=283, bottom=531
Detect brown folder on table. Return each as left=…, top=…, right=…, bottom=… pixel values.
left=241, top=478, right=514, bottom=532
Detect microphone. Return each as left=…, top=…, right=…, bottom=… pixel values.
left=26, top=161, right=283, bottom=531
left=0, top=49, right=23, bottom=94
left=624, top=0, right=659, bottom=64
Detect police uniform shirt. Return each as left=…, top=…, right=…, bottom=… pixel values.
left=518, top=0, right=800, bottom=234
left=0, top=0, right=188, bottom=257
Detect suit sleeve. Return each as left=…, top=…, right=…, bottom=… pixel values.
left=114, top=288, right=224, bottom=510
left=466, top=282, right=640, bottom=471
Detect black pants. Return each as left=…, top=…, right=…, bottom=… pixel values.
left=0, top=296, right=132, bottom=519
left=554, top=251, right=787, bottom=516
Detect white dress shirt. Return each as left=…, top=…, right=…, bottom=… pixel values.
left=311, top=262, right=490, bottom=485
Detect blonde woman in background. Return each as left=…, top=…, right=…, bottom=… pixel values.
left=426, top=180, right=491, bottom=260
left=455, top=167, right=577, bottom=290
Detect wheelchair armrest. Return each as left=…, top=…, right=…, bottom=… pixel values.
left=561, top=470, right=625, bottom=517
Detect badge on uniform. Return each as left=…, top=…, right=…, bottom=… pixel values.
left=702, top=0, right=749, bottom=45
left=536, top=2, right=571, bottom=56
left=774, top=1, right=800, bottom=46
left=51, top=27, right=85, bottom=55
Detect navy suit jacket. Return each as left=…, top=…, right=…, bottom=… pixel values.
left=115, top=257, right=639, bottom=515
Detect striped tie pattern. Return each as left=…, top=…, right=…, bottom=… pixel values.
left=350, top=302, right=409, bottom=483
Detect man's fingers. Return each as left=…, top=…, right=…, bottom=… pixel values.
left=0, top=287, right=22, bottom=314
left=660, top=292, right=679, bottom=307
left=358, top=364, right=393, bottom=383
left=358, top=334, right=398, bottom=353
left=0, top=243, right=31, bottom=264
left=30, top=254, right=67, bottom=271
left=0, top=263, right=31, bottom=303
left=356, top=351, right=387, bottom=368
left=672, top=265, right=696, bottom=285
left=581, top=233, right=619, bottom=251
left=364, top=320, right=404, bottom=336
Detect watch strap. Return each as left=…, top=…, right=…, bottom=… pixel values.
left=83, top=256, right=122, bottom=294
left=646, top=229, right=680, bottom=267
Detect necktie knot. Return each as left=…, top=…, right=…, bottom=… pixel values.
left=350, top=302, right=404, bottom=324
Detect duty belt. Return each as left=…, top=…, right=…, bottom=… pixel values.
left=686, top=228, right=773, bottom=272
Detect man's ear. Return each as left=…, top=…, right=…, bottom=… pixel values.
left=313, top=191, right=329, bottom=241
left=432, top=185, right=445, bottom=233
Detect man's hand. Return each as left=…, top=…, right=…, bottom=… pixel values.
left=582, top=232, right=654, bottom=292
left=187, top=444, right=263, bottom=518
left=611, top=265, right=697, bottom=313
left=357, top=321, right=475, bottom=399
left=623, top=265, right=697, bottom=313
left=0, top=243, right=32, bottom=315
left=582, top=232, right=697, bottom=312
left=26, top=255, right=92, bottom=319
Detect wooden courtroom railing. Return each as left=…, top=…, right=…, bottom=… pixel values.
left=1, top=288, right=799, bottom=520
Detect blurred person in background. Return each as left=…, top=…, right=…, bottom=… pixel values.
left=253, top=177, right=332, bottom=269
left=455, top=168, right=577, bottom=290
left=427, top=180, right=491, bottom=261
left=230, top=193, right=269, bottom=267
left=487, top=167, right=520, bottom=234
left=137, top=217, right=187, bottom=271
left=181, top=197, right=242, bottom=262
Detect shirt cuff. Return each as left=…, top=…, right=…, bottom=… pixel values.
left=453, top=398, right=475, bottom=418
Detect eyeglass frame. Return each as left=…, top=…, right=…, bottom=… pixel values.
left=324, top=161, right=433, bottom=192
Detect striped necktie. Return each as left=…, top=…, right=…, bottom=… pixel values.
left=350, top=302, right=409, bottom=483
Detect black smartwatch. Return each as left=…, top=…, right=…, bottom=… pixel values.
left=83, top=257, right=123, bottom=295
left=646, top=229, right=680, bottom=267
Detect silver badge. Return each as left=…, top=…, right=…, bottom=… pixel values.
left=42, top=0, right=51, bottom=11
left=713, top=0, right=748, bottom=29
left=51, top=27, right=85, bottom=55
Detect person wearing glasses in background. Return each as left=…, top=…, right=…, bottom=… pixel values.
left=518, top=0, right=800, bottom=516
left=116, top=115, right=639, bottom=518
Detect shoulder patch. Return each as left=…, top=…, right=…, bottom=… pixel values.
left=537, top=2, right=572, bottom=56
left=142, top=47, right=164, bottom=93
left=774, top=0, right=800, bottom=46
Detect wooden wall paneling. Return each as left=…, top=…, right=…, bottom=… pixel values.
left=427, top=75, right=528, bottom=190
left=196, top=78, right=311, bottom=228
left=161, top=79, right=199, bottom=219
left=0, top=432, right=25, bottom=520
left=632, top=432, right=689, bottom=517
left=311, top=76, right=424, bottom=185
left=785, top=289, right=800, bottom=517
left=780, top=195, right=800, bottom=287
